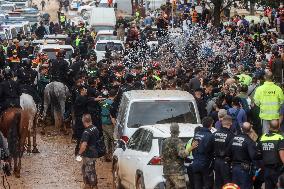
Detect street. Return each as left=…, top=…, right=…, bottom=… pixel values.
left=7, top=127, right=112, bottom=189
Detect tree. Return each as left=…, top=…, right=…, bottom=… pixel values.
left=211, top=0, right=235, bottom=27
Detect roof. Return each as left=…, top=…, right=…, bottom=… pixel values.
left=44, top=34, right=68, bottom=39
left=141, top=123, right=200, bottom=138
left=96, top=30, right=115, bottom=35
left=39, top=44, right=74, bottom=49
left=96, top=39, right=123, bottom=44
left=123, top=90, right=195, bottom=101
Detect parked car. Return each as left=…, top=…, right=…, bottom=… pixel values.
left=113, top=124, right=198, bottom=189
left=94, top=39, right=124, bottom=61
left=115, top=90, right=201, bottom=142
left=94, top=30, right=117, bottom=43
left=33, top=44, right=74, bottom=61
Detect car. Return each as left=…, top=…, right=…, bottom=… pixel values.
left=98, top=0, right=116, bottom=7
left=113, top=124, right=198, bottom=189
left=94, top=30, right=117, bottom=43
left=115, top=90, right=201, bottom=143
left=77, top=1, right=98, bottom=16
left=94, top=39, right=124, bottom=61
left=33, top=44, right=74, bottom=61
left=0, top=3, right=16, bottom=12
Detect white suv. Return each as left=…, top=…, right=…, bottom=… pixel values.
left=112, top=124, right=198, bottom=189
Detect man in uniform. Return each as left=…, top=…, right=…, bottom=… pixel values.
left=17, top=59, right=40, bottom=105
left=49, top=50, right=69, bottom=85
left=161, top=123, right=198, bottom=189
left=77, top=114, right=99, bottom=189
left=254, top=71, right=284, bottom=134
left=213, top=115, right=235, bottom=189
left=0, top=69, right=21, bottom=115
left=227, top=122, right=257, bottom=189
left=192, top=116, right=214, bottom=189
left=258, top=119, right=284, bottom=189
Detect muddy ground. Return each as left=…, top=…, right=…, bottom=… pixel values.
left=6, top=127, right=112, bottom=189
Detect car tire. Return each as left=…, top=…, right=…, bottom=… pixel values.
left=113, top=162, right=123, bottom=189
left=136, top=175, right=145, bottom=189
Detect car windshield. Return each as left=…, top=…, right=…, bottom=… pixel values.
left=42, top=48, right=73, bottom=59
left=96, top=43, right=123, bottom=51
left=95, top=26, right=114, bottom=32
left=127, top=101, right=197, bottom=128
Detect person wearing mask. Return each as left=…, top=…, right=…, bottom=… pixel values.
left=254, top=71, right=284, bottom=134
left=186, top=69, right=203, bottom=94
left=227, top=122, right=257, bottom=189
left=258, top=120, right=284, bottom=189
left=192, top=117, right=214, bottom=189
left=194, top=88, right=207, bottom=120
left=35, top=22, right=47, bottom=39
left=213, top=115, right=235, bottom=189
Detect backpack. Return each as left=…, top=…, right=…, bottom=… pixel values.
left=86, top=127, right=106, bottom=158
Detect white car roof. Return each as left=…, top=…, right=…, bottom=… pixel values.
left=123, top=90, right=195, bottom=101
left=96, top=39, right=123, bottom=44
left=141, top=124, right=200, bottom=138
left=96, top=30, right=115, bottom=35
left=39, top=44, right=74, bottom=49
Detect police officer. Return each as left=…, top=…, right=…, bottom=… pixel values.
left=192, top=116, right=214, bottom=189
left=60, top=12, right=66, bottom=28
left=227, top=122, right=257, bottom=189
left=49, top=50, right=69, bottom=85
left=17, top=59, right=40, bottom=105
left=161, top=123, right=198, bottom=189
left=0, top=68, right=21, bottom=115
left=213, top=115, right=235, bottom=189
left=258, top=119, right=284, bottom=189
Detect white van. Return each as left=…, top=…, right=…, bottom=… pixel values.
left=88, top=7, right=116, bottom=32
left=116, top=90, right=201, bottom=142
left=34, top=44, right=74, bottom=61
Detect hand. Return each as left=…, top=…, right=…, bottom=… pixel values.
left=75, top=155, right=82, bottom=162
left=190, top=140, right=198, bottom=151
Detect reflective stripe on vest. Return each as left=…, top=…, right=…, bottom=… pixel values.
left=75, top=38, right=81, bottom=46
left=260, top=133, right=284, bottom=142
left=60, top=15, right=66, bottom=22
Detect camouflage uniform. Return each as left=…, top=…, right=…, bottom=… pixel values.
left=161, top=123, right=188, bottom=189
left=82, top=157, right=97, bottom=189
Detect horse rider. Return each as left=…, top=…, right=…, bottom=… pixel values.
left=17, top=59, right=40, bottom=106
left=49, top=50, right=69, bottom=86
left=0, top=68, right=21, bottom=116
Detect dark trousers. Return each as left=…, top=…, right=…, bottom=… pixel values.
left=214, top=158, right=231, bottom=189
left=264, top=167, right=282, bottom=189
left=75, top=139, right=80, bottom=156
left=193, top=168, right=214, bottom=189
left=232, top=165, right=253, bottom=189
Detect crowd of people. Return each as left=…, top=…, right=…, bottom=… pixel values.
left=0, top=0, right=284, bottom=188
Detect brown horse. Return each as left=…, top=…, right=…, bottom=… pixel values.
left=0, top=108, right=29, bottom=178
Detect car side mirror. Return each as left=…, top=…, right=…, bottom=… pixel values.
left=118, top=139, right=126, bottom=151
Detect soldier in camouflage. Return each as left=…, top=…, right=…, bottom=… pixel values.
left=161, top=123, right=198, bottom=189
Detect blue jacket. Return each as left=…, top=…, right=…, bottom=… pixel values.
left=192, top=127, right=214, bottom=172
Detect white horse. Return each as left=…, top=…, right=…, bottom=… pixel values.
left=20, top=93, right=39, bottom=153
left=42, top=81, right=70, bottom=134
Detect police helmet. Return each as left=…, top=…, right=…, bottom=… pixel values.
left=21, top=59, right=32, bottom=68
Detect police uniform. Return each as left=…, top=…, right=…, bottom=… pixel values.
left=227, top=133, right=257, bottom=189
left=259, top=131, right=284, bottom=189
left=161, top=124, right=188, bottom=189
left=192, top=127, right=214, bottom=189
left=213, top=127, right=234, bottom=189
left=49, top=57, right=69, bottom=84
left=0, top=78, right=21, bottom=113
